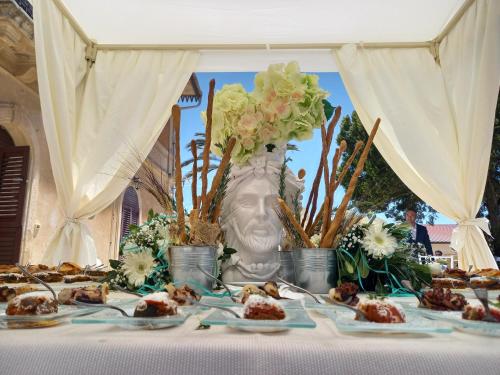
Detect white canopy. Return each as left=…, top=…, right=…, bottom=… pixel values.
left=56, top=0, right=469, bottom=72
left=33, top=0, right=499, bottom=269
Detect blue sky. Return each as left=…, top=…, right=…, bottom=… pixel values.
left=179, top=72, right=453, bottom=225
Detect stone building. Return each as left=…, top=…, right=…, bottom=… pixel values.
left=0, top=0, right=201, bottom=265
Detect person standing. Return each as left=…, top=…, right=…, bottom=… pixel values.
left=405, top=208, right=433, bottom=255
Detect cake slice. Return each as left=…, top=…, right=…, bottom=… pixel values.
left=356, top=299, right=406, bottom=323
left=243, top=295, right=286, bottom=320
left=0, top=273, right=27, bottom=283
left=6, top=292, right=58, bottom=316
left=329, top=282, right=360, bottom=306
left=29, top=272, right=64, bottom=283
left=133, top=292, right=178, bottom=317
left=0, top=285, right=40, bottom=302
left=58, top=284, right=109, bottom=305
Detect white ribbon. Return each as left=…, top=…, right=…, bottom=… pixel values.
left=450, top=217, right=492, bottom=251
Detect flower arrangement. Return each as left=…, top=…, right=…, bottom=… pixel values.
left=336, top=215, right=432, bottom=293
left=107, top=211, right=172, bottom=293
left=203, top=62, right=330, bottom=165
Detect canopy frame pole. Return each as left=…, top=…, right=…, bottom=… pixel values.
left=52, top=0, right=93, bottom=46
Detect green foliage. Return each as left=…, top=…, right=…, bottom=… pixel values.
left=109, top=259, right=122, bottom=270
left=337, top=111, right=437, bottom=223
left=323, top=99, right=335, bottom=121
left=218, top=246, right=237, bottom=263
left=481, top=91, right=500, bottom=256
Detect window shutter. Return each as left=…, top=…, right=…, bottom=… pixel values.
left=0, top=146, right=29, bottom=264
left=120, top=186, right=140, bottom=242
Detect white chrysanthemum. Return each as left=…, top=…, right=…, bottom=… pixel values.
left=361, top=222, right=397, bottom=259
left=310, top=234, right=321, bottom=248
left=122, top=249, right=156, bottom=287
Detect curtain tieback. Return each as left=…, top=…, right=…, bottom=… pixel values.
left=64, top=217, right=80, bottom=224
left=450, top=218, right=491, bottom=251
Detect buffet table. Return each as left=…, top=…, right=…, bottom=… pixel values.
left=1, top=292, right=499, bottom=375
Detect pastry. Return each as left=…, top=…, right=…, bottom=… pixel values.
left=329, top=282, right=360, bottom=306
left=262, top=281, right=281, bottom=299
left=240, top=284, right=267, bottom=304
left=443, top=269, right=468, bottom=280
left=0, top=265, right=18, bottom=274
left=57, top=262, right=82, bottom=275
left=470, top=268, right=500, bottom=278
left=0, top=273, right=27, bottom=283
left=29, top=272, right=63, bottom=283
left=470, top=277, right=500, bottom=290
left=243, top=295, right=286, bottom=320
left=431, top=277, right=466, bottom=289
left=84, top=270, right=107, bottom=278
left=462, top=304, right=500, bottom=323
left=356, top=299, right=406, bottom=323
left=420, top=288, right=467, bottom=311
left=63, top=275, right=92, bottom=283
left=6, top=292, right=58, bottom=316
left=165, top=284, right=200, bottom=306
left=0, top=285, right=40, bottom=302
left=27, top=264, right=50, bottom=273
left=133, top=292, right=178, bottom=317
left=58, top=284, right=109, bottom=305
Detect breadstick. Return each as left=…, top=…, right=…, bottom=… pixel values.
left=172, top=105, right=186, bottom=243
left=321, top=118, right=380, bottom=247
left=200, top=79, right=216, bottom=212
left=201, top=137, right=236, bottom=220
left=278, top=198, right=315, bottom=248
left=190, top=140, right=198, bottom=210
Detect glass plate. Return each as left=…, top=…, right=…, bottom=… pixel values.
left=418, top=309, right=500, bottom=337
left=201, top=296, right=304, bottom=309
left=322, top=308, right=452, bottom=334
left=72, top=305, right=201, bottom=330
left=201, top=305, right=316, bottom=332
left=0, top=305, right=98, bottom=329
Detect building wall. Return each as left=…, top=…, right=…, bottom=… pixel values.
left=431, top=242, right=456, bottom=256
left=0, top=67, right=170, bottom=265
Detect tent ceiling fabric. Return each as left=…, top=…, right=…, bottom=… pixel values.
left=61, top=0, right=466, bottom=46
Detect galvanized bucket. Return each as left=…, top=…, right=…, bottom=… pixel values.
left=292, top=248, right=337, bottom=294
left=279, top=251, right=295, bottom=284
left=168, top=246, right=217, bottom=292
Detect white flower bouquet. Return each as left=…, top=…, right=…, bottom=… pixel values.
left=336, top=217, right=431, bottom=293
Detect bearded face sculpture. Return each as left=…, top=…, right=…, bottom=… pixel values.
left=221, top=147, right=303, bottom=282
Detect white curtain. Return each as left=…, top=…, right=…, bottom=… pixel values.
left=34, top=0, right=199, bottom=265
left=334, top=0, right=499, bottom=269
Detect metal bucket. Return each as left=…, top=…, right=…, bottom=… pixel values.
left=279, top=251, right=295, bottom=283
left=168, top=246, right=217, bottom=293
left=292, top=248, right=337, bottom=294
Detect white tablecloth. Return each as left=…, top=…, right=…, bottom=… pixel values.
left=1, top=293, right=499, bottom=375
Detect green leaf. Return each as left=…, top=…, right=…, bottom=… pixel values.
left=223, top=246, right=237, bottom=255
left=147, top=209, right=155, bottom=221
left=322, top=99, right=334, bottom=120
left=109, top=259, right=122, bottom=270
left=128, top=224, right=139, bottom=233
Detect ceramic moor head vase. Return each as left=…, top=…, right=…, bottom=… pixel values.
left=221, top=147, right=303, bottom=282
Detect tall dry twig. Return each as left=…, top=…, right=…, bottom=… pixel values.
left=321, top=118, right=381, bottom=247
left=201, top=137, right=236, bottom=220
left=277, top=198, right=315, bottom=248
left=172, top=105, right=186, bottom=243
left=190, top=140, right=198, bottom=209
left=200, top=79, right=216, bottom=208
left=304, top=106, right=342, bottom=232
